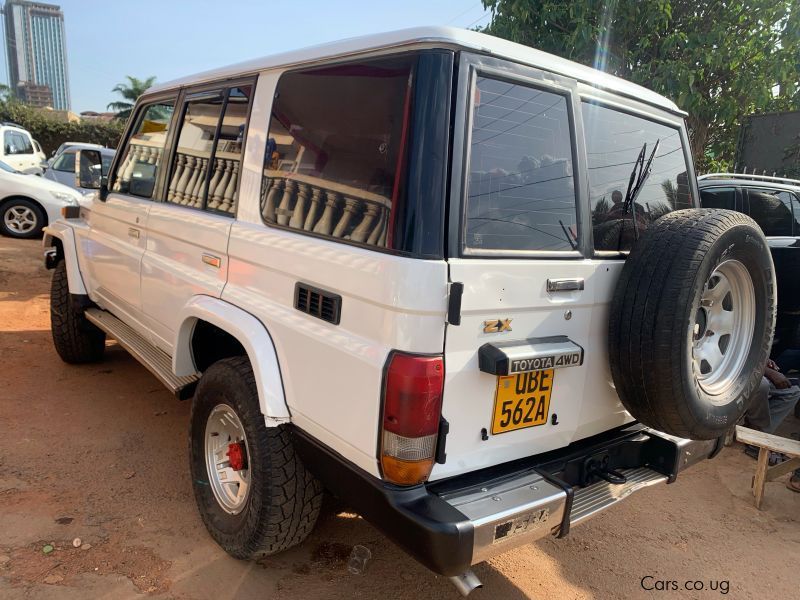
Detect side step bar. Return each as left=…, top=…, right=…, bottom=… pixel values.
left=85, top=308, right=199, bottom=398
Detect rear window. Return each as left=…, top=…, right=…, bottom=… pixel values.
left=583, top=103, right=692, bottom=252
left=464, top=77, right=578, bottom=253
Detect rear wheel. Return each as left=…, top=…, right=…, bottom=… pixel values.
left=609, top=209, right=775, bottom=439
left=190, top=356, right=322, bottom=559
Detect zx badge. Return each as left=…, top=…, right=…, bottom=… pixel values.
left=483, top=318, right=513, bottom=333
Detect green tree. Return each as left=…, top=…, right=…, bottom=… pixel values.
left=480, top=1, right=800, bottom=170
left=107, top=76, right=157, bottom=120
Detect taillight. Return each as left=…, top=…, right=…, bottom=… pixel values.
left=379, top=352, right=444, bottom=485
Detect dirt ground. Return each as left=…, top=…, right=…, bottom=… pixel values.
left=0, top=235, right=798, bottom=600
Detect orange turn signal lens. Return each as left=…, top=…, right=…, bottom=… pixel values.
left=380, top=455, right=435, bottom=486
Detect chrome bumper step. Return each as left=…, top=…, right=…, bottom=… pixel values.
left=569, top=467, right=668, bottom=526
left=85, top=308, right=198, bottom=397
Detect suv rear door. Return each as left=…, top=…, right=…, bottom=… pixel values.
left=435, top=54, right=696, bottom=480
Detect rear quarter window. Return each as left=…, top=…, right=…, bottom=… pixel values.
left=583, top=103, right=693, bottom=253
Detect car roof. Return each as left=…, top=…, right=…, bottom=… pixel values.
left=147, top=26, right=681, bottom=115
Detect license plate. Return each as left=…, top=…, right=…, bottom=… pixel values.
left=491, top=369, right=554, bottom=435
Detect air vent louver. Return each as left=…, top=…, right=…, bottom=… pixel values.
left=294, top=283, right=341, bottom=325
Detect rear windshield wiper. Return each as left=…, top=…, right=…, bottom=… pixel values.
left=617, top=139, right=660, bottom=247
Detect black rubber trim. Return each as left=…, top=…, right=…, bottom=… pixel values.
left=535, top=469, right=574, bottom=538
left=291, top=427, right=474, bottom=576
left=447, top=282, right=463, bottom=325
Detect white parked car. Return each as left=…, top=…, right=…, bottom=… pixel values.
left=42, top=28, right=774, bottom=595
left=0, top=160, right=81, bottom=238
left=0, top=122, right=46, bottom=173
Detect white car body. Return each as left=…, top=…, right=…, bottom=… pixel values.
left=43, top=27, right=718, bottom=581
left=0, top=163, right=81, bottom=236
left=0, top=124, right=44, bottom=173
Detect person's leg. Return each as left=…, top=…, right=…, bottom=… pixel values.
left=744, top=377, right=772, bottom=431
left=763, top=385, right=800, bottom=434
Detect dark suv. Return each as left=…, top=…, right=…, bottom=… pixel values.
left=699, top=173, right=800, bottom=352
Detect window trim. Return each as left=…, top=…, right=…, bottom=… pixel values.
left=107, top=92, right=179, bottom=201
left=257, top=51, right=442, bottom=259
left=457, top=60, right=584, bottom=258
left=160, top=77, right=256, bottom=216
left=580, top=97, right=696, bottom=258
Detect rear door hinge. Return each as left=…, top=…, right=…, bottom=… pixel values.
left=447, top=281, right=464, bottom=326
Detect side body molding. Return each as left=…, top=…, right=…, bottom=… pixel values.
left=43, top=223, right=87, bottom=295
left=174, top=296, right=290, bottom=424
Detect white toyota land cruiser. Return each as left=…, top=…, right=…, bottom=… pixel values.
left=43, top=28, right=774, bottom=595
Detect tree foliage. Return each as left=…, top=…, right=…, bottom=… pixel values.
left=0, top=99, right=124, bottom=156
left=480, top=1, right=800, bottom=170
left=107, top=75, right=157, bottom=120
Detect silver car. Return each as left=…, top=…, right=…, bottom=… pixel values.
left=43, top=145, right=115, bottom=193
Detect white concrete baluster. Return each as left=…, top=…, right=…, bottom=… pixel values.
left=174, top=155, right=195, bottom=203
left=313, top=191, right=339, bottom=235
left=367, top=207, right=387, bottom=246
left=206, top=160, right=225, bottom=210
left=113, top=147, right=134, bottom=190
left=262, top=178, right=283, bottom=222
left=351, top=202, right=380, bottom=243
left=168, top=153, right=186, bottom=201
left=182, top=156, right=201, bottom=205
left=219, top=161, right=239, bottom=213
left=289, top=183, right=311, bottom=229
left=275, top=179, right=297, bottom=225
left=149, top=147, right=160, bottom=165
left=197, top=159, right=209, bottom=208
left=190, top=158, right=208, bottom=207
left=303, top=187, right=324, bottom=230
left=332, top=197, right=359, bottom=238
left=214, top=160, right=233, bottom=207
left=120, top=144, right=140, bottom=186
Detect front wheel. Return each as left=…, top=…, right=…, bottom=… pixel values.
left=189, top=357, right=322, bottom=559
left=50, top=261, right=106, bottom=363
left=1, top=198, right=44, bottom=238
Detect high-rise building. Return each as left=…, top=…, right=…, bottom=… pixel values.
left=2, top=1, right=70, bottom=110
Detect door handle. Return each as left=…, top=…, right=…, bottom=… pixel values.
left=202, top=254, right=221, bottom=268
left=128, top=227, right=140, bottom=239
left=547, top=278, right=584, bottom=292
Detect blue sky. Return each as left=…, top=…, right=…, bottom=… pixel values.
left=0, top=0, right=491, bottom=114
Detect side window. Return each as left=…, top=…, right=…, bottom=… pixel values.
left=52, top=152, right=76, bottom=172
left=583, top=103, right=692, bottom=252
left=112, top=100, right=175, bottom=198
left=260, top=55, right=416, bottom=249
left=166, top=85, right=252, bottom=214
left=699, top=187, right=737, bottom=210
left=4, top=131, right=33, bottom=155
left=744, top=188, right=793, bottom=236
left=465, top=77, right=577, bottom=252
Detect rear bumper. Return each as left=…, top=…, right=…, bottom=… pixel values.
left=292, top=425, right=720, bottom=577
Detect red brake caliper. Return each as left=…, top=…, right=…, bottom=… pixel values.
left=226, top=442, right=247, bottom=471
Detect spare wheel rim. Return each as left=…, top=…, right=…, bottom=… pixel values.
left=692, top=259, right=756, bottom=401
left=204, top=404, right=252, bottom=514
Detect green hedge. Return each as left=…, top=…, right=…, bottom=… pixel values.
left=0, top=100, right=125, bottom=156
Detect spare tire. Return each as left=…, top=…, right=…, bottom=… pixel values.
left=609, top=209, right=775, bottom=440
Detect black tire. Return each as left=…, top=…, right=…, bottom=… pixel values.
left=1, top=198, right=45, bottom=238
left=609, top=209, right=775, bottom=440
left=190, top=356, right=322, bottom=559
left=50, top=261, right=106, bottom=363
